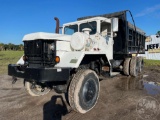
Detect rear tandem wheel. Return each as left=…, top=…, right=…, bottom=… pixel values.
left=123, top=56, right=143, bottom=77
left=123, top=58, right=131, bottom=76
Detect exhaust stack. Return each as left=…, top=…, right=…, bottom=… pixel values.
left=54, top=17, right=60, bottom=34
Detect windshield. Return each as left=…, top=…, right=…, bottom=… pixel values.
left=64, top=25, right=78, bottom=35
left=80, top=21, right=97, bottom=35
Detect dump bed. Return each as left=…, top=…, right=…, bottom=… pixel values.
left=78, top=10, right=146, bottom=56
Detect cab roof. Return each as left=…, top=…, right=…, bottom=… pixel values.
left=63, top=17, right=111, bottom=26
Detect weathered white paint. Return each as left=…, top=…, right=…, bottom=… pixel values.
left=56, top=41, right=71, bottom=51
left=17, top=56, right=24, bottom=65
left=23, top=32, right=71, bottom=41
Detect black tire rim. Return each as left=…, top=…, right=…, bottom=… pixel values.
left=82, top=78, right=97, bottom=105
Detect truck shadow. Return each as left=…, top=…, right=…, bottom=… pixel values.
left=43, top=95, right=68, bottom=120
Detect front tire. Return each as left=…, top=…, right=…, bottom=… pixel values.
left=68, top=69, right=100, bottom=113
left=25, top=81, right=50, bottom=96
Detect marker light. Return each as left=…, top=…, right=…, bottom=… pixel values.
left=23, top=55, right=28, bottom=61
left=55, top=56, right=60, bottom=63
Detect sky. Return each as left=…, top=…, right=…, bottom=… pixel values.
left=0, top=0, right=160, bottom=44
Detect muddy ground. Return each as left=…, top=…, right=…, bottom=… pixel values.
left=0, top=67, right=160, bottom=120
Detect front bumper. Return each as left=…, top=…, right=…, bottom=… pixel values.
left=8, top=64, right=70, bottom=82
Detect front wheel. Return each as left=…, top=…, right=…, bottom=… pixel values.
left=25, top=81, right=50, bottom=96
left=68, top=69, right=100, bottom=114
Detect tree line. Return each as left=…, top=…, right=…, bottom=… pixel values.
left=0, top=43, right=24, bottom=51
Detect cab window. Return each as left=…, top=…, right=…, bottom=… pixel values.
left=64, top=25, right=78, bottom=35
left=101, top=22, right=111, bottom=37
left=80, top=21, right=97, bottom=35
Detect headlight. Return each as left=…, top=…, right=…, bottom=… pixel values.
left=23, top=55, right=28, bottom=61
left=50, top=43, right=55, bottom=51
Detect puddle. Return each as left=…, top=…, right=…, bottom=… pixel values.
left=143, top=81, right=160, bottom=95
left=118, top=75, right=144, bottom=91
left=118, top=75, right=160, bottom=95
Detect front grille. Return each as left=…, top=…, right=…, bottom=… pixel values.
left=24, top=40, right=56, bottom=67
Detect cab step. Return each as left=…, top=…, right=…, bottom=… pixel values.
left=110, top=72, right=120, bottom=77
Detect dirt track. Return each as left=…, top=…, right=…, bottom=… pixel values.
left=0, top=67, right=160, bottom=120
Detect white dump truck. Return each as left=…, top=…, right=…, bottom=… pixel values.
left=8, top=10, right=146, bottom=113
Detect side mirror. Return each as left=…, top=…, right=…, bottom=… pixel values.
left=111, top=18, right=119, bottom=32
left=156, top=31, right=160, bottom=38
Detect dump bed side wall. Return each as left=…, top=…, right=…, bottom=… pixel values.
left=113, top=20, right=146, bottom=57
left=126, top=22, right=146, bottom=54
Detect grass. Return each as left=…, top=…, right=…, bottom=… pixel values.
left=143, top=59, right=160, bottom=67
left=0, top=51, right=23, bottom=75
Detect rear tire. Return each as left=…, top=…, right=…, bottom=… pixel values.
left=137, top=57, right=143, bottom=73
left=68, top=69, right=99, bottom=113
left=25, top=81, right=50, bottom=96
left=130, top=57, right=139, bottom=77
left=123, top=58, right=131, bottom=76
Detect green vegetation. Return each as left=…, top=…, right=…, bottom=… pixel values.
left=0, top=51, right=23, bottom=75
left=0, top=43, right=23, bottom=51
left=144, top=59, right=160, bottom=67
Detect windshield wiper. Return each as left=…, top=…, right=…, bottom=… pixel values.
left=87, top=22, right=94, bottom=29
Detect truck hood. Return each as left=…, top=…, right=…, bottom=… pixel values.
left=23, top=32, right=71, bottom=42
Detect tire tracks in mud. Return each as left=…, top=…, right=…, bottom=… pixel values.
left=1, top=67, right=160, bottom=120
